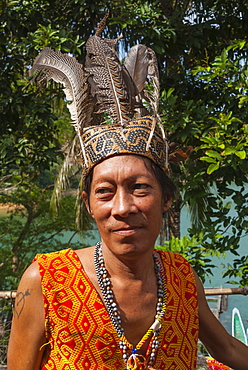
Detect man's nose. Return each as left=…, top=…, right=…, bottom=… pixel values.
left=111, top=189, right=138, bottom=217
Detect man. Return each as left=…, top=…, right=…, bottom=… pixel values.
left=7, top=14, right=248, bottom=369
left=7, top=153, right=248, bottom=369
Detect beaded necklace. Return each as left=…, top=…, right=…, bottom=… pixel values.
left=94, top=242, right=167, bottom=369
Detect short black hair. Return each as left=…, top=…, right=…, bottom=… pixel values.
left=149, top=160, right=177, bottom=203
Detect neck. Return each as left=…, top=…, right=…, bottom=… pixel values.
left=101, top=242, right=156, bottom=282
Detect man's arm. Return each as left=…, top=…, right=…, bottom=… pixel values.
left=7, top=261, right=47, bottom=370
left=195, top=271, right=248, bottom=370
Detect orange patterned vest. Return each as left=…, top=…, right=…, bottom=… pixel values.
left=36, top=248, right=199, bottom=369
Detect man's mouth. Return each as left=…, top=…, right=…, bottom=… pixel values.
left=112, top=226, right=142, bottom=236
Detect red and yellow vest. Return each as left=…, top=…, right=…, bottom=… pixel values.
left=35, top=248, right=199, bottom=369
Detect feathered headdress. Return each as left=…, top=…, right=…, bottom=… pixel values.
left=30, top=12, right=192, bottom=224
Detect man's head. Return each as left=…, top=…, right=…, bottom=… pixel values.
left=82, top=154, right=173, bottom=256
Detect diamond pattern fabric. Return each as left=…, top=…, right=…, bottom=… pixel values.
left=35, top=248, right=198, bottom=369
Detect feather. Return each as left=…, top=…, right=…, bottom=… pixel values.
left=75, top=173, right=87, bottom=233
left=130, top=47, right=166, bottom=150
left=95, top=10, right=110, bottom=36
left=143, top=47, right=160, bottom=116
left=85, top=34, right=135, bottom=126
left=168, top=143, right=193, bottom=162
left=124, top=44, right=149, bottom=93
left=123, top=44, right=150, bottom=118
left=30, top=47, right=93, bottom=165
left=50, top=135, right=79, bottom=215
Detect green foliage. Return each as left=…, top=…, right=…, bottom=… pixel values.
left=223, top=255, right=248, bottom=286
left=0, top=295, right=12, bottom=366
left=0, top=183, right=93, bottom=290
left=111, top=0, right=176, bottom=54
left=158, top=36, right=248, bottom=284
left=29, top=24, right=85, bottom=53
left=192, top=42, right=248, bottom=175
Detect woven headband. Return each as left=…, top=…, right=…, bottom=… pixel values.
left=80, top=116, right=168, bottom=178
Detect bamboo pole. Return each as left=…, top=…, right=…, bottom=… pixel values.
left=0, top=291, right=16, bottom=299
left=1, top=287, right=248, bottom=299
left=204, top=286, right=248, bottom=296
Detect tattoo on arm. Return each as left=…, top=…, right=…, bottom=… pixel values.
left=14, top=289, right=32, bottom=318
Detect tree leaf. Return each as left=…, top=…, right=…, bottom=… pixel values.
left=205, top=150, right=222, bottom=159
left=200, top=156, right=217, bottom=163
left=207, top=162, right=220, bottom=174
left=235, top=150, right=246, bottom=159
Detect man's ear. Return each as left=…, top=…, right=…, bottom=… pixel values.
left=162, top=196, right=172, bottom=213
left=82, top=191, right=94, bottom=218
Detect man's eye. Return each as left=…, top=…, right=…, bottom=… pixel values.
left=134, top=184, right=148, bottom=190
left=96, top=188, right=111, bottom=194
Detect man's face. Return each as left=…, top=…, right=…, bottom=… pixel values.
left=83, top=155, right=170, bottom=259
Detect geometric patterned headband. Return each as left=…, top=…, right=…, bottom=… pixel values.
left=81, top=116, right=168, bottom=178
